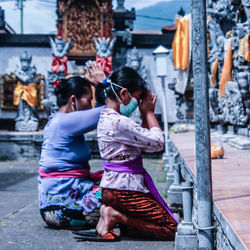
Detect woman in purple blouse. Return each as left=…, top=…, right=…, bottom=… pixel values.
left=38, top=63, right=106, bottom=229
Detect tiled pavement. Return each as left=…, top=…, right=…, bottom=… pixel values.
left=171, top=132, right=250, bottom=249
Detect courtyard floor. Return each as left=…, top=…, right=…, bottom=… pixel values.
left=0, top=158, right=175, bottom=250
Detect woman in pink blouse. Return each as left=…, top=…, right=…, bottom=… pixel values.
left=76, top=66, right=178, bottom=241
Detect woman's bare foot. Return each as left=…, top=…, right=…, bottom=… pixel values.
left=96, top=204, right=105, bottom=233
left=97, top=206, right=127, bottom=236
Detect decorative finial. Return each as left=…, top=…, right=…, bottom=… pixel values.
left=117, top=0, right=125, bottom=9
left=20, top=51, right=32, bottom=63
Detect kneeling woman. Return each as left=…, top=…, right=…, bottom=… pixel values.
left=95, top=67, right=178, bottom=240
left=38, top=69, right=105, bottom=229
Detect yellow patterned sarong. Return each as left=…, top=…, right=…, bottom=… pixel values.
left=13, top=81, right=38, bottom=107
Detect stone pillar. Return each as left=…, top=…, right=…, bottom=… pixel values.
left=192, top=0, right=213, bottom=248
left=167, top=160, right=183, bottom=209
left=175, top=182, right=198, bottom=249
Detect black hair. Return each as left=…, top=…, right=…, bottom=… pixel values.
left=54, top=76, right=91, bottom=107
left=95, top=66, right=147, bottom=105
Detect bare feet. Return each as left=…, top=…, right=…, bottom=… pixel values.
left=96, top=204, right=105, bottom=233
left=96, top=205, right=127, bottom=236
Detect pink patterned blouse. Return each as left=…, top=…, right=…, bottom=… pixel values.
left=97, top=108, right=164, bottom=193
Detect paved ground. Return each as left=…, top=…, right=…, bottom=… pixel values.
left=0, top=158, right=175, bottom=250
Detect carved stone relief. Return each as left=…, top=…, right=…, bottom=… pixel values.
left=58, top=0, right=113, bottom=57
left=207, top=0, right=249, bottom=131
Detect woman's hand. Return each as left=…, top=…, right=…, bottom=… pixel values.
left=139, top=89, right=157, bottom=116
left=84, top=61, right=106, bottom=87
left=139, top=90, right=160, bottom=129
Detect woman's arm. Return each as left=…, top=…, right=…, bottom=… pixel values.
left=115, top=116, right=164, bottom=152
left=114, top=90, right=164, bottom=152
left=59, top=106, right=104, bottom=136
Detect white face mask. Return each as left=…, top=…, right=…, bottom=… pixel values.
left=108, top=79, right=138, bottom=117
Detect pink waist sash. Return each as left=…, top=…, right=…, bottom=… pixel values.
left=103, top=155, right=178, bottom=224
left=39, top=168, right=103, bottom=182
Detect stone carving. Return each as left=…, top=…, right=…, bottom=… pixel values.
left=49, top=36, right=72, bottom=75
left=93, top=36, right=116, bottom=74
left=42, top=72, right=61, bottom=116
left=58, top=0, right=113, bottom=56
left=94, top=37, right=116, bottom=58
left=207, top=0, right=250, bottom=132
left=13, top=51, right=44, bottom=131
left=225, top=81, right=248, bottom=125
left=238, top=71, right=250, bottom=120
left=209, top=88, right=220, bottom=123
left=242, top=0, right=250, bottom=24
left=42, top=36, right=71, bottom=116
left=126, top=47, right=147, bottom=81
left=126, top=47, right=148, bottom=124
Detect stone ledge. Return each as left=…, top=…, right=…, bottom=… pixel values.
left=170, top=132, right=249, bottom=250
left=211, top=131, right=250, bottom=150
left=0, top=130, right=162, bottom=160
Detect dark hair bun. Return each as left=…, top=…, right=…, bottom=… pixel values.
left=54, top=79, right=67, bottom=96
left=54, top=76, right=91, bottom=107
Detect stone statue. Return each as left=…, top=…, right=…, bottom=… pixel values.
left=225, top=81, right=248, bottom=125
left=49, top=36, right=72, bottom=75
left=94, top=36, right=116, bottom=73
left=127, top=47, right=147, bottom=81
left=207, top=0, right=250, bottom=134
left=126, top=47, right=148, bottom=124
left=13, top=51, right=39, bottom=131
left=241, top=0, right=250, bottom=25
left=42, top=37, right=71, bottom=117
left=230, top=3, right=250, bottom=125
left=94, top=37, right=116, bottom=58
left=209, top=88, right=220, bottom=123
left=42, top=73, right=60, bottom=116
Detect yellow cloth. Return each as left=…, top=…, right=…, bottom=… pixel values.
left=210, top=59, right=218, bottom=87
left=172, top=18, right=189, bottom=70
left=238, top=33, right=250, bottom=62
left=91, top=86, right=95, bottom=108
left=219, top=38, right=233, bottom=97
left=13, top=81, right=38, bottom=107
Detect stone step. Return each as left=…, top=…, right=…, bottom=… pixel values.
left=0, top=130, right=163, bottom=160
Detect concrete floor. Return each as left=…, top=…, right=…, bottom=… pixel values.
left=0, top=158, right=175, bottom=250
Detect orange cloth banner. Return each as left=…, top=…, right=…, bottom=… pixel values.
left=13, top=81, right=38, bottom=107
left=210, top=59, right=218, bottom=87
left=238, top=33, right=250, bottom=62
left=219, top=38, right=233, bottom=97
left=172, top=18, right=189, bottom=70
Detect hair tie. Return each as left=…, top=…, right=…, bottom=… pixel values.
left=102, top=78, right=109, bottom=87
left=53, top=80, right=61, bottom=89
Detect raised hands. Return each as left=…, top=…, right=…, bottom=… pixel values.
left=139, top=89, right=160, bottom=129
left=84, top=61, right=106, bottom=87
left=139, top=89, right=157, bottom=115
